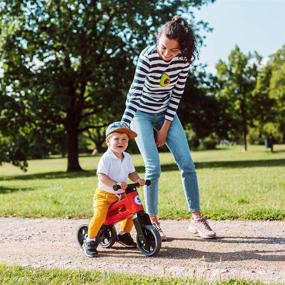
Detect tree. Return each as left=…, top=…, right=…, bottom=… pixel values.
left=251, top=64, right=276, bottom=142
left=0, top=91, right=29, bottom=171
left=215, top=46, right=260, bottom=150
left=179, top=70, right=220, bottom=140
left=269, top=45, right=285, bottom=142
left=0, top=0, right=214, bottom=171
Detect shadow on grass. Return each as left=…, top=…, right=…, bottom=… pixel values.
left=1, top=158, right=284, bottom=181
left=135, top=158, right=285, bottom=173
left=195, top=158, right=285, bottom=169
left=135, top=158, right=285, bottom=172
left=0, top=186, right=35, bottom=194
left=0, top=170, right=96, bottom=181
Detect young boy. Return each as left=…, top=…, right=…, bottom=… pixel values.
left=82, top=121, right=145, bottom=257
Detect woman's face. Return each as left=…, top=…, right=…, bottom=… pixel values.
left=157, top=33, right=180, bottom=61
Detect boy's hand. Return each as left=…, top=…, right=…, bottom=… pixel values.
left=116, top=182, right=128, bottom=190
left=136, top=178, right=145, bottom=186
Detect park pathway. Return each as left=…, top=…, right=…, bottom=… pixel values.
left=0, top=217, right=284, bottom=283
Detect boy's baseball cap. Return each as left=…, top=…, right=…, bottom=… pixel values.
left=105, top=121, right=137, bottom=139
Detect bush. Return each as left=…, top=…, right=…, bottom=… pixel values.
left=200, top=136, right=218, bottom=150
left=189, top=136, right=200, bottom=149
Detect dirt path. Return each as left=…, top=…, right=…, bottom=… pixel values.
left=0, top=217, right=284, bottom=283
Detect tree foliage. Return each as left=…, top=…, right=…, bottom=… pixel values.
left=179, top=70, right=219, bottom=139
left=0, top=0, right=213, bottom=171
left=214, top=46, right=260, bottom=150
left=269, top=45, right=285, bottom=142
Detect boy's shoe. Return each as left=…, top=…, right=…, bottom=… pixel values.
left=150, top=215, right=167, bottom=241
left=188, top=218, right=216, bottom=239
left=117, top=233, right=137, bottom=248
left=82, top=239, right=98, bottom=257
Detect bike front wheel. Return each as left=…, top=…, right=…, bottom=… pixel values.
left=136, top=224, right=161, bottom=257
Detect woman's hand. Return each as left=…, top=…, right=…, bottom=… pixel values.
left=156, top=129, right=168, bottom=148
left=156, top=120, right=171, bottom=148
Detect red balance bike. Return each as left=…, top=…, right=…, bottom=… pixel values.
left=77, top=180, right=161, bottom=257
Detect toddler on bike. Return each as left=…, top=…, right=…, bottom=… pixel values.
left=82, top=121, right=145, bottom=257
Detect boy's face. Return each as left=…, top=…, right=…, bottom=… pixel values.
left=106, top=132, right=129, bottom=155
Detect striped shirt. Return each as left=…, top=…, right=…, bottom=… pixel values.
left=121, top=45, right=190, bottom=125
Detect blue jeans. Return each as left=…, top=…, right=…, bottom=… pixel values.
left=131, top=111, right=200, bottom=215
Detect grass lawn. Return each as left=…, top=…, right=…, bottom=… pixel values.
left=0, top=264, right=269, bottom=285
left=0, top=145, right=284, bottom=220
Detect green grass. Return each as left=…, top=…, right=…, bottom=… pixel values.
left=0, top=145, right=284, bottom=220
left=0, top=264, right=271, bottom=285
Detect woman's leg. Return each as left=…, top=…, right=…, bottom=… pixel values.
left=165, top=115, right=200, bottom=212
left=166, top=115, right=216, bottom=238
left=131, top=112, right=161, bottom=215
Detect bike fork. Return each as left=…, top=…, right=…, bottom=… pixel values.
left=133, top=212, right=152, bottom=242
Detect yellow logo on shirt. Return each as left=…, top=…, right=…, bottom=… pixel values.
left=160, top=72, right=170, bottom=87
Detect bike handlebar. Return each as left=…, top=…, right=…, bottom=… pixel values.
left=113, top=179, right=151, bottom=191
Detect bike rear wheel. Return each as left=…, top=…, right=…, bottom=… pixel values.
left=77, top=224, right=88, bottom=247
left=136, top=224, right=161, bottom=257
left=99, top=225, right=117, bottom=248
left=77, top=224, right=117, bottom=249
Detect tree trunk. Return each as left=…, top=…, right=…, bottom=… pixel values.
left=95, top=140, right=105, bottom=153
left=66, top=112, right=82, bottom=172
left=241, top=98, right=248, bottom=151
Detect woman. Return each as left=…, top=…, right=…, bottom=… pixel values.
left=121, top=16, right=216, bottom=241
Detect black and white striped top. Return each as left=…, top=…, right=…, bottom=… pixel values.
left=121, top=45, right=190, bottom=125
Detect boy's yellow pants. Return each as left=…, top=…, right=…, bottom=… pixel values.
left=88, top=188, right=133, bottom=238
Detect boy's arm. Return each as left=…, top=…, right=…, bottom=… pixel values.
left=98, top=173, right=127, bottom=190
left=128, top=172, right=145, bottom=186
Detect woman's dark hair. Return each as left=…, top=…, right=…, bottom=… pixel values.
left=159, top=16, right=197, bottom=63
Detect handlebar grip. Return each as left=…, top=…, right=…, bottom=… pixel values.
left=112, top=180, right=151, bottom=191
left=113, top=184, right=121, bottom=191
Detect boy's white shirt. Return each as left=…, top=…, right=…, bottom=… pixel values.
left=96, top=148, right=136, bottom=194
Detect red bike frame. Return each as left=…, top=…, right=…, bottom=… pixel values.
left=104, top=183, right=146, bottom=225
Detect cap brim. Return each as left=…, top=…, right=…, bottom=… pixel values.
left=109, top=128, right=137, bottom=139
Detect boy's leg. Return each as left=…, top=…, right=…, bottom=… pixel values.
left=88, top=189, right=114, bottom=238
left=83, top=189, right=117, bottom=257
left=119, top=217, right=133, bottom=233
left=118, top=194, right=136, bottom=247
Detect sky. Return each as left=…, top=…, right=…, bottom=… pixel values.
left=193, top=0, right=285, bottom=73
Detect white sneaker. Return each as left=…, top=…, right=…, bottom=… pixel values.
left=189, top=218, right=216, bottom=239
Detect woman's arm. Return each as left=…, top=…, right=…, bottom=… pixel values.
left=156, top=64, right=190, bottom=148
left=164, top=63, right=190, bottom=122
left=121, top=49, right=150, bottom=126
